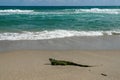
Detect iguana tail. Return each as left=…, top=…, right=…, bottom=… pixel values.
left=70, top=63, right=93, bottom=67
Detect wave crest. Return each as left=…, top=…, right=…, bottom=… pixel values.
left=0, top=30, right=120, bottom=40
left=0, top=9, right=34, bottom=13
left=76, top=8, right=120, bottom=14
left=0, top=9, right=34, bottom=15
left=0, top=8, right=120, bottom=15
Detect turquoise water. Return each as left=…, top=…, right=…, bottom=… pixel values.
left=0, top=6, right=120, bottom=40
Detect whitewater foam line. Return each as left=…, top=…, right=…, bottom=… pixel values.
left=0, top=8, right=120, bottom=15
left=0, top=9, right=35, bottom=15
left=0, top=30, right=120, bottom=40
left=0, top=9, right=34, bottom=13
left=76, top=8, right=120, bottom=14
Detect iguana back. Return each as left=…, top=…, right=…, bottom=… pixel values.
left=49, top=58, right=93, bottom=67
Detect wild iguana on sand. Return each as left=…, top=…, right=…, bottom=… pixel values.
left=49, top=58, right=93, bottom=67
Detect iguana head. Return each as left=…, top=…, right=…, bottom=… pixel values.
left=49, top=58, right=55, bottom=62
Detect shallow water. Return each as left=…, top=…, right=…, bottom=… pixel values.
left=0, top=6, right=120, bottom=40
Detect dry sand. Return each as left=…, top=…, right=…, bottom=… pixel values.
left=0, top=50, right=120, bottom=80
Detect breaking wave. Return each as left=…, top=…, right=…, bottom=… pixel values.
left=0, top=30, right=120, bottom=40
left=0, top=8, right=120, bottom=15
left=0, top=9, right=35, bottom=15
left=76, top=8, right=120, bottom=14
left=0, top=9, right=34, bottom=13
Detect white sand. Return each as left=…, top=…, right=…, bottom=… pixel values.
left=0, top=50, right=120, bottom=80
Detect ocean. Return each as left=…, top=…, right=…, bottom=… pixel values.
left=0, top=6, right=120, bottom=40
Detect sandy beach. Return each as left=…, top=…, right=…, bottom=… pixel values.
left=0, top=5, right=120, bottom=80
left=0, top=50, right=120, bottom=80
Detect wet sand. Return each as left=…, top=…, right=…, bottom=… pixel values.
left=0, top=50, right=120, bottom=80
left=0, top=36, right=120, bottom=80
left=0, top=36, right=120, bottom=52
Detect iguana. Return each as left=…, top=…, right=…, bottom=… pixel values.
left=49, top=58, right=93, bottom=67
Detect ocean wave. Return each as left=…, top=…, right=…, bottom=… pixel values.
left=0, top=9, right=70, bottom=15
left=0, top=9, right=34, bottom=13
left=76, top=8, right=120, bottom=14
left=0, top=30, right=120, bottom=40
left=0, top=8, right=120, bottom=15
left=0, top=9, right=35, bottom=15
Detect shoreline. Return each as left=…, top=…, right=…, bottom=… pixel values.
left=0, top=36, right=120, bottom=80
left=0, top=36, right=120, bottom=52
left=0, top=6, right=120, bottom=80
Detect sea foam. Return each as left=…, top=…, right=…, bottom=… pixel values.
left=0, top=30, right=119, bottom=40
left=0, top=9, right=35, bottom=15
left=0, top=9, right=34, bottom=12
left=75, top=8, right=120, bottom=14
left=0, top=8, right=120, bottom=15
